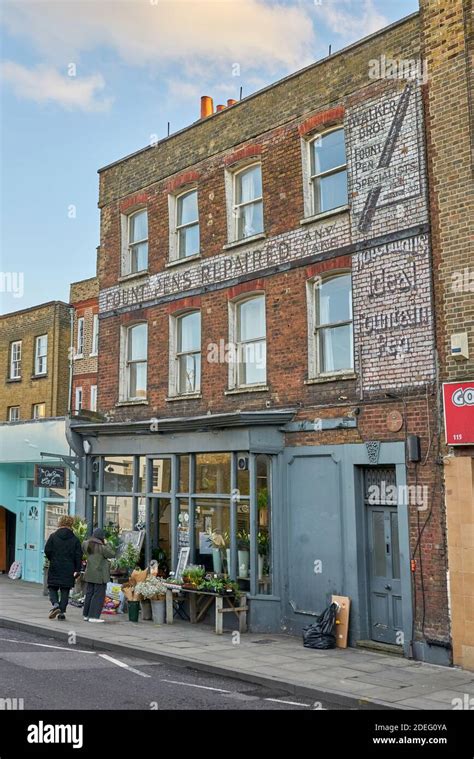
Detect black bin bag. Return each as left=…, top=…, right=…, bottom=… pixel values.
left=302, top=602, right=338, bottom=649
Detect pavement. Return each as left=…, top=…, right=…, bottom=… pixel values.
left=2, top=575, right=474, bottom=710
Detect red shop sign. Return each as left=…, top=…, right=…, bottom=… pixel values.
left=443, top=381, right=474, bottom=446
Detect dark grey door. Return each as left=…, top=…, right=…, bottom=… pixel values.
left=364, top=468, right=402, bottom=645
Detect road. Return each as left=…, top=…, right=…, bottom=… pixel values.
left=0, top=628, right=347, bottom=710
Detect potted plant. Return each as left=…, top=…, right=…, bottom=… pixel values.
left=135, top=576, right=167, bottom=624
left=257, top=531, right=269, bottom=579
left=206, top=530, right=227, bottom=573
left=237, top=530, right=250, bottom=579
left=182, top=566, right=205, bottom=589
left=113, top=543, right=141, bottom=579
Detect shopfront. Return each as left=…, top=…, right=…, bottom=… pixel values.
left=68, top=411, right=421, bottom=655
left=0, top=418, right=77, bottom=583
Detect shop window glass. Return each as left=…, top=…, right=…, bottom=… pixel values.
left=196, top=453, right=231, bottom=494
left=103, top=456, right=134, bottom=492
left=195, top=498, right=230, bottom=571
left=256, top=454, right=272, bottom=595
left=138, top=457, right=147, bottom=494
left=237, top=454, right=250, bottom=497
left=44, top=503, right=69, bottom=542
left=150, top=498, right=171, bottom=569
left=178, top=499, right=190, bottom=550
left=151, top=458, right=171, bottom=493
left=178, top=455, right=190, bottom=493
left=104, top=496, right=133, bottom=532
left=26, top=480, right=39, bottom=498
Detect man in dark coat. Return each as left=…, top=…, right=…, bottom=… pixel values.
left=44, top=515, right=82, bottom=620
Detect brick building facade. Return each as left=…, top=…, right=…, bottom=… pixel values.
left=68, top=7, right=470, bottom=664
left=70, top=276, right=99, bottom=415
left=420, top=0, right=474, bottom=670
left=0, top=301, right=76, bottom=582
left=0, top=301, right=72, bottom=421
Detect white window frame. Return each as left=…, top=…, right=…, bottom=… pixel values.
left=169, top=188, right=200, bottom=262
left=228, top=293, right=267, bottom=390
left=90, top=384, right=97, bottom=412
left=75, top=387, right=83, bottom=413
left=32, top=403, right=46, bottom=420
left=306, top=271, right=354, bottom=379
left=91, top=314, right=99, bottom=355
left=225, top=162, right=264, bottom=243
left=301, top=126, right=348, bottom=219
left=8, top=406, right=20, bottom=422
left=119, top=323, right=148, bottom=401
left=9, top=340, right=21, bottom=379
left=76, top=317, right=85, bottom=357
left=168, top=310, right=201, bottom=397
left=34, top=335, right=48, bottom=375
left=121, top=209, right=148, bottom=276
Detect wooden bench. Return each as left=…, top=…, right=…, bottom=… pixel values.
left=165, top=587, right=248, bottom=634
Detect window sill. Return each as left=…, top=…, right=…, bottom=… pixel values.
left=223, top=232, right=266, bottom=251
left=118, top=270, right=149, bottom=283
left=89, top=352, right=98, bottom=358
left=305, top=372, right=356, bottom=385
left=31, top=374, right=47, bottom=380
left=115, top=399, right=149, bottom=407
left=300, top=205, right=349, bottom=225
left=6, top=377, right=21, bottom=383
left=74, top=354, right=84, bottom=360
left=165, top=254, right=201, bottom=269
left=166, top=393, right=202, bottom=402
left=225, top=385, right=269, bottom=395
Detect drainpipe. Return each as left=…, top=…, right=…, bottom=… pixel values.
left=68, top=307, right=74, bottom=413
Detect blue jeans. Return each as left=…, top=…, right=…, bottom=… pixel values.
left=48, top=586, right=70, bottom=613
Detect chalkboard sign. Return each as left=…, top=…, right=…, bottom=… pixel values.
left=34, top=465, right=66, bottom=489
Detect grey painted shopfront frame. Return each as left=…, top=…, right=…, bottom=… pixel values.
left=74, top=419, right=414, bottom=655
left=281, top=442, right=412, bottom=657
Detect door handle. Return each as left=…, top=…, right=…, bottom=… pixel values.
left=385, top=584, right=392, bottom=590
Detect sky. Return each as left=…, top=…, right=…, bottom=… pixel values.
left=0, top=0, right=419, bottom=314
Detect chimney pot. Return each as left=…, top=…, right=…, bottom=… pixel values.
left=227, top=99, right=237, bottom=107
left=216, top=104, right=226, bottom=112
left=200, top=95, right=214, bottom=119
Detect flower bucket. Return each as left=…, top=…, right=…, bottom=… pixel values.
left=151, top=598, right=166, bottom=625
left=128, top=600, right=140, bottom=623
left=140, top=599, right=152, bottom=621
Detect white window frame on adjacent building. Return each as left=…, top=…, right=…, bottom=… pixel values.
left=34, top=335, right=48, bottom=375
left=9, top=340, right=22, bottom=379
left=169, top=188, right=200, bottom=262
left=75, top=387, right=83, bottom=414
left=228, top=293, right=267, bottom=390
left=168, top=310, right=201, bottom=397
left=225, top=162, right=264, bottom=244
left=32, top=403, right=46, bottom=419
left=302, top=126, right=348, bottom=219
left=90, top=384, right=97, bottom=412
left=306, top=271, right=354, bottom=379
left=91, top=313, right=99, bottom=355
left=119, top=323, right=148, bottom=402
left=76, top=317, right=85, bottom=356
left=121, top=208, right=148, bottom=276
left=8, top=406, right=20, bottom=422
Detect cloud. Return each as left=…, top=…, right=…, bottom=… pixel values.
left=2, top=0, right=316, bottom=72
left=1, top=62, right=112, bottom=111
left=315, top=0, right=389, bottom=46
